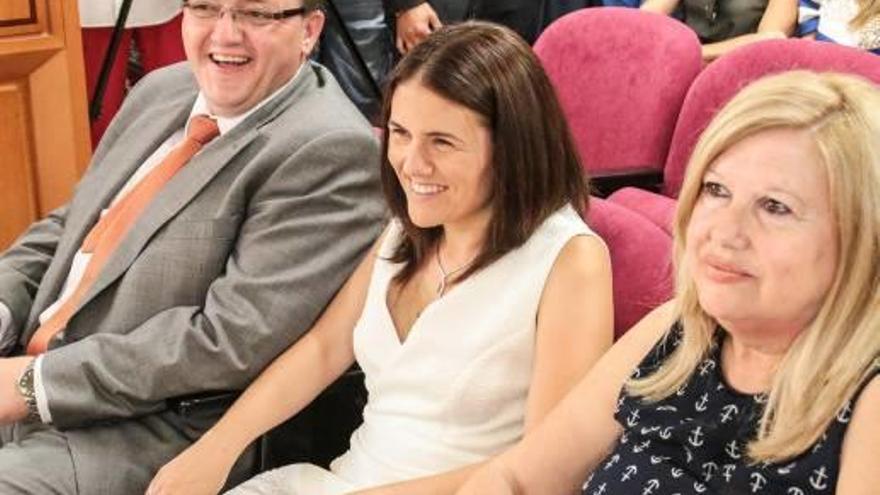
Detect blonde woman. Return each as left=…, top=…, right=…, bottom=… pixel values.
left=798, top=0, right=880, bottom=53
left=457, top=70, right=880, bottom=494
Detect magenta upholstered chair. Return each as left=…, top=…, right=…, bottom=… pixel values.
left=662, top=38, right=880, bottom=197
left=533, top=7, right=702, bottom=194
left=585, top=197, right=674, bottom=339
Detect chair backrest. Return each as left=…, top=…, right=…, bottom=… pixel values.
left=585, top=197, right=674, bottom=339
left=663, top=38, right=880, bottom=197
left=534, top=7, right=702, bottom=177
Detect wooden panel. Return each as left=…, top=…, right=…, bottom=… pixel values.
left=0, top=0, right=34, bottom=24
left=0, top=0, right=43, bottom=36
left=0, top=82, right=37, bottom=246
left=0, top=0, right=89, bottom=249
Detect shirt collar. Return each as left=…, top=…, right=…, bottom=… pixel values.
left=186, top=62, right=306, bottom=135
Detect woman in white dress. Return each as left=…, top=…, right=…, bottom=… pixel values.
left=147, top=21, right=613, bottom=495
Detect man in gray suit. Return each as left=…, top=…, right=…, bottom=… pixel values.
left=0, top=0, right=385, bottom=493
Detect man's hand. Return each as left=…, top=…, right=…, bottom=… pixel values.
left=395, top=2, right=442, bottom=54
left=0, top=356, right=33, bottom=425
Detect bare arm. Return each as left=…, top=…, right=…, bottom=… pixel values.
left=836, top=376, right=880, bottom=494
left=147, top=233, right=386, bottom=495
left=350, top=235, right=615, bottom=495
left=457, top=302, right=677, bottom=495
left=701, top=0, right=798, bottom=61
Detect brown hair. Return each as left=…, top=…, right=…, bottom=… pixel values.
left=302, top=0, right=323, bottom=11
left=380, top=21, right=589, bottom=284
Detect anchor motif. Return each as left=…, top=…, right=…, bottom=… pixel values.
left=810, top=466, right=829, bottom=490
left=642, top=479, right=660, bottom=495
left=787, top=487, right=805, bottom=495
left=670, top=468, right=684, bottom=478
left=688, top=426, right=704, bottom=447
left=632, top=440, right=651, bottom=454
left=621, top=465, right=638, bottom=482
left=649, top=455, right=670, bottom=465
left=656, top=405, right=678, bottom=412
left=620, top=432, right=630, bottom=445
left=694, top=393, right=709, bottom=412
left=698, top=359, right=716, bottom=376
left=640, top=426, right=660, bottom=435
left=603, top=453, right=621, bottom=470
left=685, top=446, right=694, bottom=463
left=627, top=409, right=641, bottom=427
left=720, top=404, right=739, bottom=424
left=836, top=402, right=852, bottom=423
left=777, top=462, right=797, bottom=475
left=812, top=433, right=828, bottom=454
left=702, top=462, right=718, bottom=481
left=722, top=464, right=737, bottom=482
left=659, top=426, right=673, bottom=440
left=750, top=472, right=768, bottom=492
left=591, top=482, right=607, bottom=495
left=725, top=440, right=741, bottom=459
left=694, top=481, right=707, bottom=493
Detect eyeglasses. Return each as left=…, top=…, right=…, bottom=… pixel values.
left=182, top=0, right=307, bottom=28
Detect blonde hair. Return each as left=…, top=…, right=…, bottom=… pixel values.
left=851, top=0, right=880, bottom=29
left=628, top=71, right=880, bottom=463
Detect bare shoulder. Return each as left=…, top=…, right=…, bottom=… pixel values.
left=836, top=372, right=880, bottom=493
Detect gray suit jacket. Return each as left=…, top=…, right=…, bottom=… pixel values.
left=0, top=62, right=385, bottom=493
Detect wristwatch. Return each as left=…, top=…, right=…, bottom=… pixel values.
left=16, top=361, right=40, bottom=422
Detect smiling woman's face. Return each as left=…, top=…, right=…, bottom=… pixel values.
left=685, top=128, right=839, bottom=336
left=386, top=78, right=494, bottom=232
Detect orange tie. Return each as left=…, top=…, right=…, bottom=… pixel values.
left=26, top=115, right=220, bottom=356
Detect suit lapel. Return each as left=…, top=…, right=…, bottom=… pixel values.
left=71, top=64, right=319, bottom=314
left=23, top=94, right=193, bottom=334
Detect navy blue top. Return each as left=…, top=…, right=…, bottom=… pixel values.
left=581, top=323, right=877, bottom=495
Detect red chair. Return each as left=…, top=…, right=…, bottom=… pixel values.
left=585, top=197, right=674, bottom=339
left=534, top=7, right=702, bottom=195
left=662, top=38, right=880, bottom=197
left=612, top=38, right=880, bottom=236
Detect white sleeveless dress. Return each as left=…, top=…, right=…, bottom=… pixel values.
left=227, top=205, right=596, bottom=494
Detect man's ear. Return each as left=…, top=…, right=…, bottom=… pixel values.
left=302, top=10, right=326, bottom=56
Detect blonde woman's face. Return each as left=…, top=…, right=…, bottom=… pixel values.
left=685, top=128, right=838, bottom=336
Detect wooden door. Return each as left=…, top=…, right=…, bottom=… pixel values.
left=0, top=0, right=91, bottom=249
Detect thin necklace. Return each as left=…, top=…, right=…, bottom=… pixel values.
left=435, top=241, right=476, bottom=297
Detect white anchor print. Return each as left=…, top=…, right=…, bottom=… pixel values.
left=694, top=393, right=709, bottom=412
left=750, top=472, right=768, bottom=492
left=620, top=432, right=630, bottom=445
left=685, top=446, right=694, bottom=463
left=702, top=461, right=718, bottom=482
left=640, top=426, right=660, bottom=435
left=722, top=464, right=737, bottom=482
left=642, top=479, right=660, bottom=495
left=698, top=359, right=716, bottom=376
left=688, top=426, right=704, bottom=447
left=603, top=453, right=620, bottom=470
left=836, top=402, right=852, bottom=423
left=632, top=440, right=651, bottom=454
left=810, top=466, right=829, bottom=490
left=693, top=481, right=707, bottom=493
left=581, top=472, right=594, bottom=490
left=591, top=482, right=607, bottom=495
left=777, top=462, right=797, bottom=475
left=720, top=404, right=739, bottom=424
left=659, top=426, right=673, bottom=440
left=725, top=440, right=741, bottom=459
left=787, top=487, right=806, bottom=495
left=656, top=405, right=678, bottom=412
left=627, top=409, right=641, bottom=427
left=649, top=455, right=670, bottom=465
left=670, top=467, right=684, bottom=478
left=621, top=465, right=638, bottom=482
left=812, top=433, right=828, bottom=454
